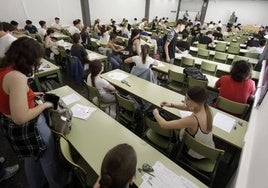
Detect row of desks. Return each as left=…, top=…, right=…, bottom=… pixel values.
left=175, top=53, right=260, bottom=80
left=101, top=69, right=248, bottom=149
left=50, top=86, right=207, bottom=187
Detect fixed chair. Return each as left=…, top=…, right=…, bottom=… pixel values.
left=176, top=132, right=224, bottom=187
left=84, top=81, right=115, bottom=114
left=167, top=70, right=186, bottom=94
left=144, top=116, right=174, bottom=154
left=200, top=61, right=217, bottom=76
left=213, top=51, right=228, bottom=64
left=227, top=46, right=240, bottom=55
left=181, top=57, right=195, bottom=67
left=215, top=96, right=249, bottom=119
left=244, top=52, right=260, bottom=59
left=197, top=43, right=207, bottom=49
left=115, top=93, right=139, bottom=132
left=229, top=42, right=240, bottom=48
left=232, top=55, right=248, bottom=65
left=187, top=76, right=208, bottom=89
left=215, top=42, right=227, bottom=52
left=197, top=48, right=210, bottom=59
left=50, top=129, right=89, bottom=188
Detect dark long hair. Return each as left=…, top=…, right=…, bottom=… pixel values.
left=128, top=29, right=140, bottom=46
left=0, top=37, right=44, bottom=76
left=230, top=60, right=252, bottom=82
left=141, top=44, right=150, bottom=64
left=99, top=144, right=137, bottom=188
left=90, top=60, right=103, bottom=87
left=187, top=86, right=213, bottom=132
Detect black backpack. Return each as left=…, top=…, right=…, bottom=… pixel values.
left=183, top=67, right=208, bottom=81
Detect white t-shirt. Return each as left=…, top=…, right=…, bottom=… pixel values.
left=38, top=28, right=47, bottom=39
left=87, top=74, right=110, bottom=97
left=99, top=31, right=110, bottom=43
left=132, top=55, right=155, bottom=69
left=51, top=22, right=62, bottom=30
left=68, top=26, right=80, bottom=35
left=0, top=33, right=17, bottom=58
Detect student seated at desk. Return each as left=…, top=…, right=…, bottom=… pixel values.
left=128, top=29, right=141, bottom=56
left=106, top=33, right=124, bottom=69
left=215, top=60, right=256, bottom=104
left=176, top=33, right=190, bottom=53
left=50, top=17, right=62, bottom=31
left=87, top=60, right=116, bottom=103
left=124, top=44, right=158, bottom=68
left=93, top=144, right=137, bottom=188
left=199, top=31, right=215, bottom=47
left=99, top=25, right=112, bottom=44
left=71, top=33, right=89, bottom=66
left=80, top=26, right=92, bottom=50
left=24, top=20, right=38, bottom=35
left=44, top=28, right=59, bottom=60
left=153, top=86, right=215, bottom=159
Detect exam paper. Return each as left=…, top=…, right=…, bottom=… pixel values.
left=61, top=93, right=80, bottom=105
left=88, top=53, right=100, bottom=60
left=213, top=112, right=236, bottom=133
left=139, top=161, right=199, bottom=188
left=71, top=104, right=96, bottom=120
left=155, top=62, right=165, bottom=67
left=107, top=72, right=129, bottom=81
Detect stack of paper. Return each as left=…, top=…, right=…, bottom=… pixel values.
left=139, top=161, right=199, bottom=188
left=70, top=104, right=96, bottom=120
left=62, top=93, right=80, bottom=105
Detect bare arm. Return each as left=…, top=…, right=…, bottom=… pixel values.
left=6, top=72, right=52, bottom=125
left=153, top=109, right=196, bottom=130
left=134, top=39, right=141, bottom=55
left=124, top=57, right=133, bottom=64
left=164, top=41, right=170, bottom=62
left=160, top=101, right=189, bottom=111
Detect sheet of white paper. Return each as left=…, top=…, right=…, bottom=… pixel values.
left=88, top=53, right=100, bottom=60
left=155, top=62, right=165, bottom=67
left=179, top=110, right=192, bottom=118
left=213, top=112, right=236, bottom=133
left=107, top=72, right=129, bottom=81
left=61, top=93, right=80, bottom=105
left=139, top=161, right=199, bottom=188
left=71, top=104, right=96, bottom=120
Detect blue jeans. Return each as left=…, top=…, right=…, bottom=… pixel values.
left=24, top=114, right=69, bottom=188
left=109, top=53, right=123, bottom=69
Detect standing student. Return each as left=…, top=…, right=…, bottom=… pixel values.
left=87, top=60, right=116, bottom=103
left=0, top=37, right=68, bottom=188
left=93, top=144, right=137, bottom=188
left=183, top=10, right=189, bottom=21
left=153, top=86, right=215, bottom=159
left=164, top=19, right=186, bottom=64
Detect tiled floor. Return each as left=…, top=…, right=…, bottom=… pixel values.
left=0, top=68, right=237, bottom=188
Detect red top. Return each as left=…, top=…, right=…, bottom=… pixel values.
left=0, top=67, right=35, bottom=115
left=215, top=75, right=256, bottom=104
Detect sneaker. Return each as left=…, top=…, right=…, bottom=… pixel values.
left=0, top=157, right=4, bottom=163
left=0, top=164, right=19, bottom=182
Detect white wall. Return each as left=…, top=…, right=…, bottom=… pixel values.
left=206, top=0, right=268, bottom=25
left=0, top=0, right=82, bottom=28
left=149, top=0, right=179, bottom=22
left=233, top=61, right=268, bottom=188
left=89, top=0, right=145, bottom=24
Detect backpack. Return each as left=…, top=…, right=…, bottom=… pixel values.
left=183, top=67, right=208, bottom=81
left=40, top=79, right=60, bottom=92
left=157, top=34, right=167, bottom=54
left=44, top=94, right=73, bottom=135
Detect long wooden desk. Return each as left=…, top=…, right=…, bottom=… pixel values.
left=50, top=86, right=207, bottom=188
left=34, top=58, right=63, bottom=91
left=175, top=53, right=260, bottom=80
left=152, top=61, right=218, bottom=89
left=101, top=69, right=248, bottom=149
left=193, top=40, right=247, bottom=48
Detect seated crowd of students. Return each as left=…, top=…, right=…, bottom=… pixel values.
left=0, top=14, right=267, bottom=187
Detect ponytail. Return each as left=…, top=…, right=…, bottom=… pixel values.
left=204, top=103, right=213, bottom=132
left=141, top=44, right=149, bottom=64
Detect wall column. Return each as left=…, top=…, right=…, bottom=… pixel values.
left=80, top=0, right=91, bottom=26
left=200, top=0, right=209, bottom=25
left=176, top=0, right=182, bottom=21
left=145, top=0, right=150, bottom=19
